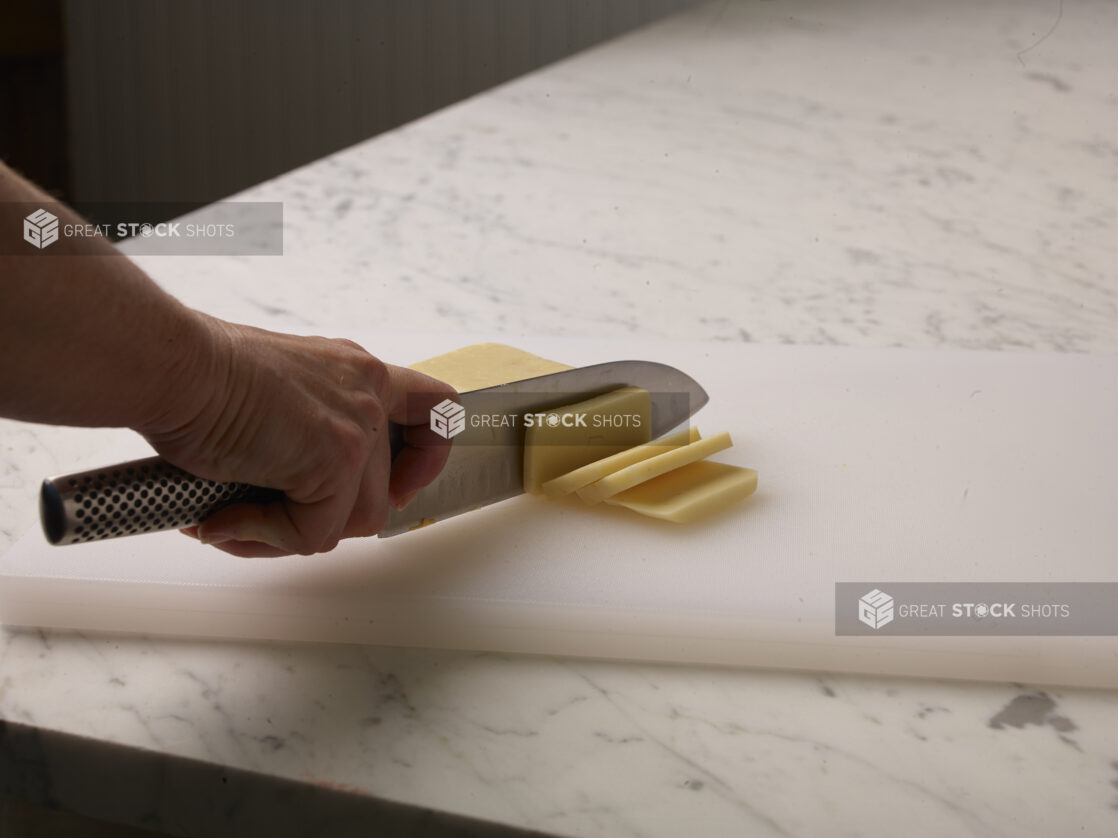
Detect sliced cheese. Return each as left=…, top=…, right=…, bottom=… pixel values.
left=409, top=342, right=571, bottom=391
left=541, top=426, right=700, bottom=498
left=576, top=431, right=733, bottom=504
left=604, top=460, right=758, bottom=523
left=523, top=387, right=651, bottom=494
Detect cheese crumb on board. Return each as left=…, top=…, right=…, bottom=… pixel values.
left=540, top=426, right=700, bottom=497
left=523, top=387, right=651, bottom=494
left=604, top=461, right=758, bottom=523
left=575, top=431, right=734, bottom=505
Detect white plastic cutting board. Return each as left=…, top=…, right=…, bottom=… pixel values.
left=2, top=335, right=1117, bottom=688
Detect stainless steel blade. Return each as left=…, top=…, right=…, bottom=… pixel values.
left=378, top=360, right=708, bottom=536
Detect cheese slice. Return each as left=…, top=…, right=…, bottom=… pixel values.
left=541, top=426, right=700, bottom=497
left=522, top=387, right=652, bottom=494
left=604, top=460, right=758, bottom=523
left=576, top=431, right=733, bottom=504
left=408, top=342, right=571, bottom=390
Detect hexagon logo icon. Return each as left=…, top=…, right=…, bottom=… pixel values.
left=430, top=398, right=466, bottom=439
left=24, top=209, right=60, bottom=249
left=858, top=588, right=894, bottom=629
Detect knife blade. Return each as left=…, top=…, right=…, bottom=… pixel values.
left=39, top=360, right=707, bottom=546
left=379, top=359, right=708, bottom=536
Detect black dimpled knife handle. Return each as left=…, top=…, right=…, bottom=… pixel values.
left=40, top=457, right=281, bottom=546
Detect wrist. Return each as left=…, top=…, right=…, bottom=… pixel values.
left=130, top=307, right=233, bottom=444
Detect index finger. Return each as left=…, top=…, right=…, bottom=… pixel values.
left=383, top=364, right=459, bottom=425
left=383, top=365, right=458, bottom=507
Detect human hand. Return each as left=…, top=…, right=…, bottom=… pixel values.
left=138, top=317, right=455, bottom=557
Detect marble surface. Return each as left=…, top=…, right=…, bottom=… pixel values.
left=2, top=0, right=1118, bottom=835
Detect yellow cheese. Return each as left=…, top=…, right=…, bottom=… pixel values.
left=409, top=342, right=571, bottom=391
left=409, top=344, right=757, bottom=526
left=410, top=344, right=653, bottom=496
left=604, top=460, right=758, bottom=523
left=522, top=387, right=652, bottom=494
left=576, top=431, right=733, bottom=504
left=540, top=426, right=700, bottom=498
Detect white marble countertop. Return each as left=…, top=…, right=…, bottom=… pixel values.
left=3, top=0, right=1118, bottom=835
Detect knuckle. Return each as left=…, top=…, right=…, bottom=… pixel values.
left=306, top=334, right=338, bottom=356
left=350, top=508, right=386, bottom=539
left=333, top=428, right=370, bottom=475
left=292, top=522, right=334, bottom=556
left=355, top=354, right=391, bottom=393
left=287, top=508, right=341, bottom=555
left=355, top=391, right=387, bottom=427
left=332, top=337, right=365, bottom=354
left=287, top=525, right=320, bottom=557
left=330, top=341, right=392, bottom=404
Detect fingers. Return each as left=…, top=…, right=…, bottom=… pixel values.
left=183, top=355, right=458, bottom=557
left=193, top=501, right=301, bottom=555
left=383, top=365, right=458, bottom=425
left=340, top=405, right=393, bottom=538
left=388, top=436, right=448, bottom=509
left=383, top=365, right=457, bottom=508
left=181, top=527, right=290, bottom=559
left=194, top=492, right=353, bottom=557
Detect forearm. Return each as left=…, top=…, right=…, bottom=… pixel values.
left=1, top=162, right=454, bottom=555
left=0, top=161, right=212, bottom=430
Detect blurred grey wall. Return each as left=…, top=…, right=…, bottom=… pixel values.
left=63, top=0, right=697, bottom=212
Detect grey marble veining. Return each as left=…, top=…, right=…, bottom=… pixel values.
left=130, top=0, right=1117, bottom=354
left=2, top=0, right=1118, bottom=836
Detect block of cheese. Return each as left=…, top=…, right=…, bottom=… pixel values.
left=408, top=342, right=571, bottom=391
left=540, top=426, right=700, bottom=497
left=523, top=387, right=652, bottom=494
left=410, top=344, right=654, bottom=496
left=576, top=431, right=734, bottom=504
left=604, top=460, right=758, bottom=523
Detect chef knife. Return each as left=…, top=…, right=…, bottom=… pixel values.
left=40, top=360, right=708, bottom=545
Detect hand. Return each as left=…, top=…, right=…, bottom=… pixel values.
left=139, top=317, right=455, bottom=557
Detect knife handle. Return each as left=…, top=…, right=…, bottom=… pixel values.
left=40, top=424, right=406, bottom=546
left=39, top=457, right=281, bottom=546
